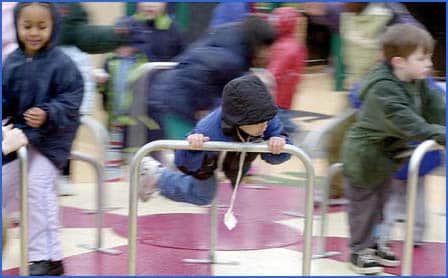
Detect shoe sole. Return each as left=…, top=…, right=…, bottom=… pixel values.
left=373, top=256, right=400, bottom=267
left=349, top=263, right=383, bottom=275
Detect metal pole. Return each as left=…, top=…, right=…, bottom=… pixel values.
left=71, top=151, right=121, bottom=255
left=402, top=140, right=442, bottom=275
left=18, top=147, right=29, bottom=276
left=128, top=140, right=315, bottom=275
left=313, top=162, right=343, bottom=259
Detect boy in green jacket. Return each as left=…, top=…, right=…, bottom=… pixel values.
left=341, top=24, right=445, bottom=275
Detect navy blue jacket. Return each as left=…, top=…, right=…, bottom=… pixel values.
left=148, top=23, right=252, bottom=123
left=2, top=3, right=84, bottom=169
left=128, top=14, right=185, bottom=62
left=174, top=108, right=291, bottom=184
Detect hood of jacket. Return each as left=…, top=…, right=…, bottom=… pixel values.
left=221, top=74, right=277, bottom=135
left=358, top=62, right=398, bottom=101
left=14, top=2, right=61, bottom=55
left=271, top=7, right=299, bottom=37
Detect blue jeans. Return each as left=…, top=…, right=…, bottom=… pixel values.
left=158, top=169, right=217, bottom=206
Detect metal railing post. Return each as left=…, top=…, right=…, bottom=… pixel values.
left=128, top=140, right=315, bottom=275
left=80, top=116, right=120, bottom=215
left=313, top=162, right=343, bottom=259
left=73, top=117, right=121, bottom=254
left=71, top=151, right=121, bottom=255
left=18, top=147, right=29, bottom=276
left=402, top=140, right=443, bottom=275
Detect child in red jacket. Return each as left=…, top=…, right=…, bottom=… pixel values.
left=267, top=7, right=307, bottom=138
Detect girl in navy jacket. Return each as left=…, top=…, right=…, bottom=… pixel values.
left=2, top=3, right=83, bottom=275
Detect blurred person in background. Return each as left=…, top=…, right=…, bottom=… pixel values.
left=208, top=2, right=251, bottom=29
left=97, top=16, right=148, bottom=182
left=127, top=2, right=185, bottom=62
left=267, top=7, right=307, bottom=141
left=56, top=2, right=130, bottom=195
left=143, top=15, right=277, bottom=163
left=2, top=2, right=18, bottom=63
left=304, top=2, right=345, bottom=91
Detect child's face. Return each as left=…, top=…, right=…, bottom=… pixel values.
left=138, top=2, right=166, bottom=20
left=17, top=4, right=53, bottom=56
left=401, top=47, right=433, bottom=81
left=239, top=121, right=268, bottom=137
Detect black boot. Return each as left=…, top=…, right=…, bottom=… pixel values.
left=29, top=260, right=64, bottom=276
left=29, top=261, right=51, bottom=276
left=48, top=260, right=64, bottom=276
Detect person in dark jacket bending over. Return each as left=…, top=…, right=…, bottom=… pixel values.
left=146, top=15, right=277, bottom=144
left=2, top=3, right=84, bottom=275
left=138, top=74, right=291, bottom=206
left=341, top=24, right=445, bottom=275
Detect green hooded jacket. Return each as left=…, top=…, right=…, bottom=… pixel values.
left=342, top=62, right=445, bottom=188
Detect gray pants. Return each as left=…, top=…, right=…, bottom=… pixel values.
left=345, top=178, right=392, bottom=252
left=380, top=177, right=426, bottom=244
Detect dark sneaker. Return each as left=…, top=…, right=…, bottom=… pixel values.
left=29, top=260, right=64, bottom=276
left=372, top=244, right=400, bottom=267
left=349, top=249, right=384, bottom=275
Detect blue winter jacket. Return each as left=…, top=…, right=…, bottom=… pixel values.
left=209, top=3, right=250, bottom=28
left=174, top=108, right=292, bottom=183
left=127, top=14, right=185, bottom=62
left=2, top=3, right=84, bottom=169
left=148, top=23, right=252, bottom=124
left=347, top=77, right=444, bottom=180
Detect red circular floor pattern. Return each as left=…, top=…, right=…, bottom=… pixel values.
left=113, top=213, right=301, bottom=250
left=112, top=184, right=325, bottom=251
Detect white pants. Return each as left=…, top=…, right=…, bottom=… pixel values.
left=2, top=146, right=62, bottom=261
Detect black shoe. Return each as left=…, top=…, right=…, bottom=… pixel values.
left=29, top=260, right=64, bottom=276
left=371, top=244, right=400, bottom=267
left=48, top=260, right=64, bottom=276
left=349, top=249, right=383, bottom=275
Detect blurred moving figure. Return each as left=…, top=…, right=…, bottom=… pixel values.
left=127, top=2, right=185, bottom=62
left=267, top=7, right=307, bottom=140
left=56, top=2, right=130, bottom=195
left=2, top=2, right=18, bottom=63
left=144, top=15, right=277, bottom=150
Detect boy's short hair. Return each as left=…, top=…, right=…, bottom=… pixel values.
left=381, top=23, right=434, bottom=62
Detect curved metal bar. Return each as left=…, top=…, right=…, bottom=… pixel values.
left=128, top=140, right=315, bottom=275
left=402, top=140, right=444, bottom=275
left=18, top=147, right=29, bottom=276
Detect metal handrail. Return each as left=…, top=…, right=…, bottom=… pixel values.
left=313, top=162, right=343, bottom=259
left=134, top=62, right=178, bottom=77
left=74, top=117, right=121, bottom=254
left=128, top=140, right=315, bottom=275
left=402, top=140, right=444, bottom=275
left=18, top=147, right=28, bottom=276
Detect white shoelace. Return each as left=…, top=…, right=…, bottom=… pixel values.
left=223, top=129, right=248, bottom=230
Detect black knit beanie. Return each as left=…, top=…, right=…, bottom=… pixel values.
left=222, top=74, right=277, bottom=128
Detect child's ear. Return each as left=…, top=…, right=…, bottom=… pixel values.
left=390, top=56, right=405, bottom=69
